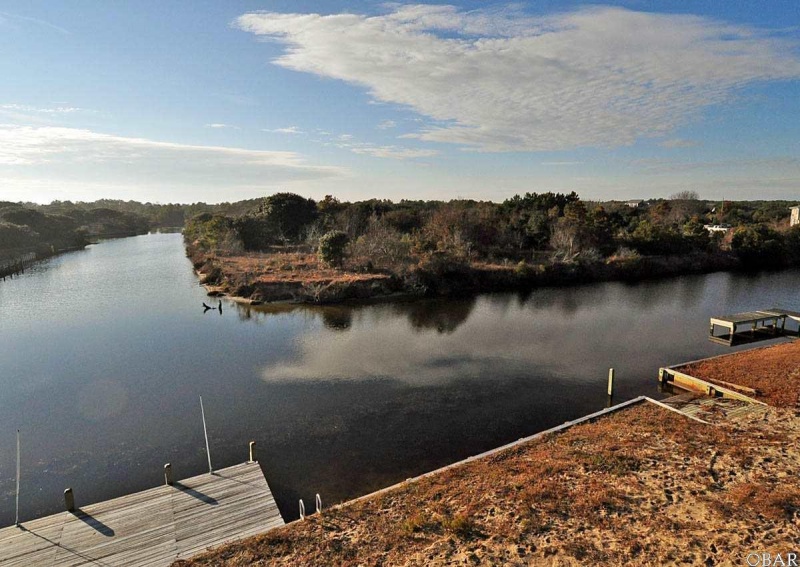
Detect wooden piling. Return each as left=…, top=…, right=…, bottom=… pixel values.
left=607, top=368, right=615, bottom=397
left=164, top=463, right=174, bottom=486
left=64, top=488, right=75, bottom=512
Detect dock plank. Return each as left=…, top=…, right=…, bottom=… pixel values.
left=0, top=462, right=284, bottom=567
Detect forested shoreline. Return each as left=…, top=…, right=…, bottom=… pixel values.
left=0, top=198, right=257, bottom=262
left=183, top=192, right=800, bottom=304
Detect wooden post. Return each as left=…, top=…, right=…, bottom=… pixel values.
left=607, top=368, right=614, bottom=397
left=164, top=463, right=173, bottom=486
left=64, top=488, right=75, bottom=512
left=249, top=441, right=257, bottom=463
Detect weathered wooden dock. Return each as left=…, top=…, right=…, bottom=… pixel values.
left=0, top=462, right=284, bottom=567
left=658, top=366, right=766, bottom=404
left=659, top=391, right=768, bottom=424
left=709, top=308, right=800, bottom=345
left=0, top=252, right=36, bottom=281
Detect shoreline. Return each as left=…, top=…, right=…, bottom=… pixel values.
left=190, top=245, right=750, bottom=307
left=176, top=341, right=800, bottom=566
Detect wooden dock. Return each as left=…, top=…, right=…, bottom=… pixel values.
left=0, top=252, right=36, bottom=281
left=659, top=391, right=768, bottom=424
left=0, top=462, right=284, bottom=567
left=709, top=308, right=800, bottom=345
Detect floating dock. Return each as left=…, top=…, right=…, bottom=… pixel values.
left=0, top=461, right=284, bottom=567
left=708, top=308, right=800, bottom=345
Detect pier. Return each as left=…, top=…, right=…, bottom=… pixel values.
left=708, top=308, right=800, bottom=345
left=0, top=252, right=37, bottom=281
left=0, top=461, right=284, bottom=567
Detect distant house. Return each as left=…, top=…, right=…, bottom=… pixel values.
left=791, top=205, right=800, bottom=227
left=626, top=199, right=645, bottom=208
left=704, top=224, right=731, bottom=234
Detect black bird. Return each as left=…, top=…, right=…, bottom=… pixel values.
left=202, top=302, right=213, bottom=311
left=218, top=299, right=223, bottom=314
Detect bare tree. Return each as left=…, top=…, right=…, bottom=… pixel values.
left=669, top=190, right=700, bottom=201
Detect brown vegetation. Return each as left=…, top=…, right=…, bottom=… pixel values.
left=679, top=340, right=800, bottom=409
left=183, top=191, right=800, bottom=304
left=188, top=244, right=396, bottom=304
left=174, top=400, right=800, bottom=566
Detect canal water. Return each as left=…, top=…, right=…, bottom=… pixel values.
left=0, top=232, right=798, bottom=525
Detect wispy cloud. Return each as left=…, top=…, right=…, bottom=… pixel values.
left=541, top=161, right=583, bottom=166
left=0, top=103, right=83, bottom=114
left=265, top=126, right=305, bottom=134
left=236, top=5, right=800, bottom=152
left=205, top=122, right=240, bottom=129
left=660, top=138, right=699, bottom=149
left=634, top=155, right=800, bottom=174
left=313, top=129, right=438, bottom=160
left=377, top=119, right=396, bottom=130
left=0, top=125, right=345, bottom=195
left=0, top=11, right=70, bottom=35
left=349, top=145, right=439, bottom=159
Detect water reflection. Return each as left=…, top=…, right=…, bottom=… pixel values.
left=2, top=233, right=800, bottom=527
left=321, top=307, right=352, bottom=331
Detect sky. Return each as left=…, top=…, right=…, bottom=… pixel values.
left=1, top=1, right=799, bottom=204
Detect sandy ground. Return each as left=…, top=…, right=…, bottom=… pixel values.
left=174, top=394, right=800, bottom=566
left=679, top=340, right=800, bottom=409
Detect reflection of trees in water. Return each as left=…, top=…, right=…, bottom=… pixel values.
left=518, top=287, right=588, bottom=316
left=393, top=298, right=477, bottom=334
left=237, top=305, right=253, bottom=321
left=321, top=307, right=352, bottom=331
left=231, top=297, right=478, bottom=334
left=233, top=301, right=306, bottom=324
left=232, top=302, right=355, bottom=330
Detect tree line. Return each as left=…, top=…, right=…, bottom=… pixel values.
left=184, top=192, right=800, bottom=272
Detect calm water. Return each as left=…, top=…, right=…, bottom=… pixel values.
left=1, top=233, right=798, bottom=525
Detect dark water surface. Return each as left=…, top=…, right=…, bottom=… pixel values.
left=1, top=233, right=798, bottom=525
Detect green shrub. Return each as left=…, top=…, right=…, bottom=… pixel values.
left=318, top=230, right=349, bottom=267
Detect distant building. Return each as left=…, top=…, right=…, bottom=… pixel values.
left=704, top=224, right=731, bottom=234
left=791, top=205, right=800, bottom=227
left=626, top=199, right=645, bottom=208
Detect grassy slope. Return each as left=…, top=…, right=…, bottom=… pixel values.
left=680, top=340, right=800, bottom=409
left=175, top=396, right=800, bottom=566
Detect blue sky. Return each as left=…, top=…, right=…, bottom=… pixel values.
left=1, top=1, right=799, bottom=204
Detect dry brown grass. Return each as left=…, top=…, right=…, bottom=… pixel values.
left=173, top=401, right=800, bottom=566
left=216, top=248, right=389, bottom=286
left=679, top=341, right=800, bottom=408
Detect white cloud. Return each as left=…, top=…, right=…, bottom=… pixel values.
left=0, top=103, right=83, bottom=115
left=235, top=5, right=800, bottom=152
left=377, top=119, right=397, bottom=130
left=349, top=145, right=439, bottom=159
left=0, top=125, right=345, bottom=200
left=0, top=11, right=70, bottom=35
left=205, top=122, right=240, bottom=129
left=0, top=103, right=94, bottom=125
left=266, top=126, right=304, bottom=134
left=320, top=130, right=439, bottom=160
left=660, top=138, right=699, bottom=149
